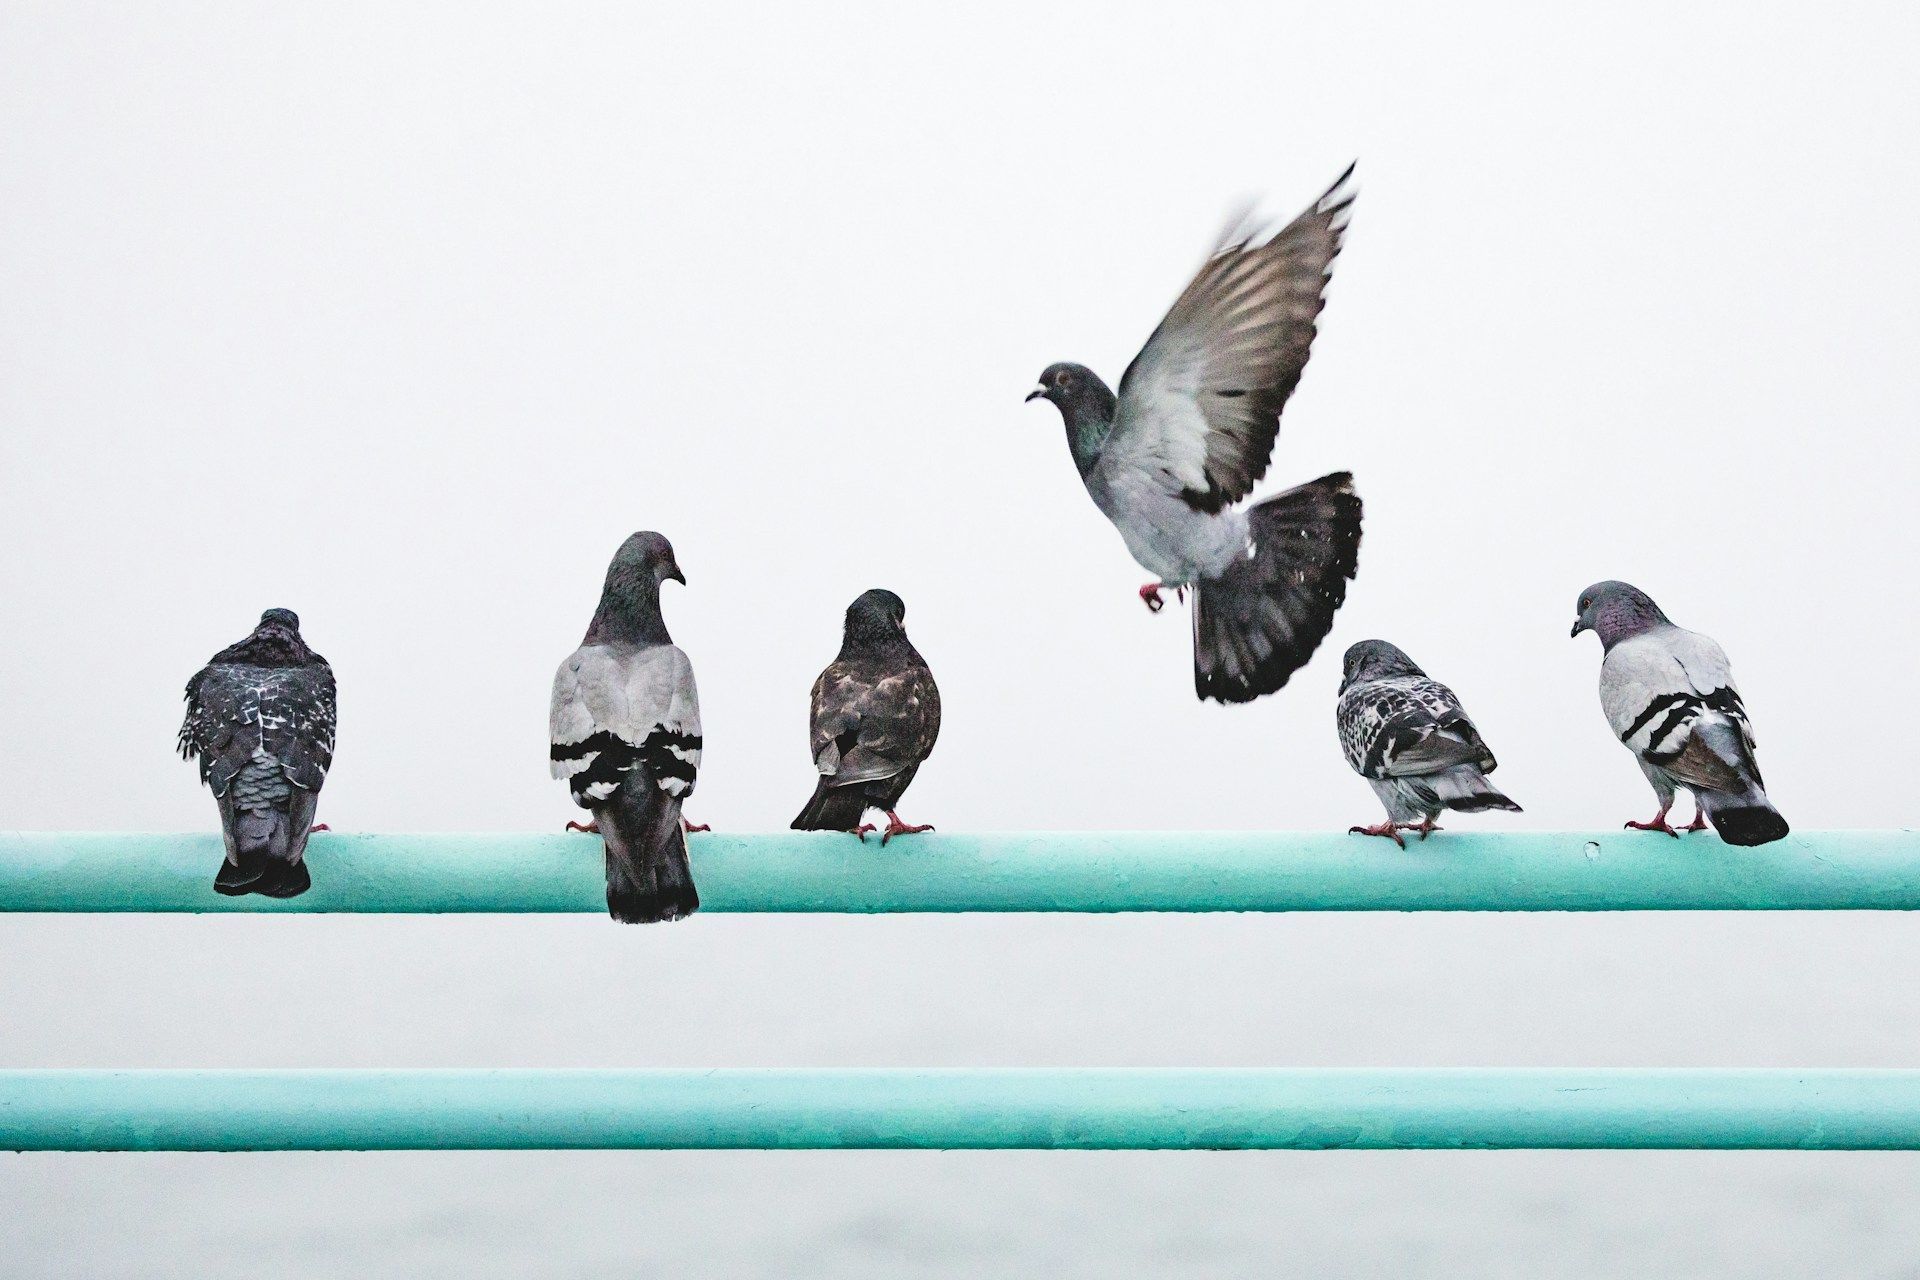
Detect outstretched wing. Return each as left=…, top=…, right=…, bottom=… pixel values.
left=550, top=643, right=702, bottom=806
left=179, top=662, right=337, bottom=796
left=1100, top=164, right=1355, bottom=514
left=1338, top=675, right=1496, bottom=780
left=808, top=658, right=941, bottom=786
left=1600, top=629, right=1757, bottom=792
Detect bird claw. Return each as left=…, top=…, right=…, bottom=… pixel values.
left=308, top=823, right=331, bottom=834
left=1400, top=820, right=1442, bottom=841
left=879, top=813, right=934, bottom=846
left=682, top=819, right=711, bottom=834
left=1625, top=813, right=1682, bottom=838
left=854, top=822, right=878, bottom=843
left=1681, top=810, right=1709, bottom=833
left=1349, top=822, right=1407, bottom=850
left=1136, top=582, right=1186, bottom=614
left=565, top=819, right=600, bottom=835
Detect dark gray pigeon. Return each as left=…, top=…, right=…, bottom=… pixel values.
left=1337, top=640, right=1520, bottom=847
left=1571, top=581, right=1788, bottom=846
left=1026, top=165, right=1363, bottom=703
left=550, top=532, right=705, bottom=922
left=791, top=589, right=941, bottom=844
left=177, top=608, right=337, bottom=898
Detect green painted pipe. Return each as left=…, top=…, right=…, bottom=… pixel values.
left=1, top=831, right=1917, bottom=914
left=4, top=1069, right=1919, bottom=1151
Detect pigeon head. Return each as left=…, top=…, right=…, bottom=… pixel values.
left=843, top=588, right=909, bottom=649
left=1340, top=639, right=1424, bottom=690
left=588, top=532, right=684, bottom=645
left=1570, top=580, right=1669, bottom=648
left=1027, top=363, right=1118, bottom=476
left=212, top=608, right=317, bottom=667
left=1026, top=362, right=1115, bottom=418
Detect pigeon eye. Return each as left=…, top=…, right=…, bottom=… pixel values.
left=1054, top=371, right=1071, bottom=387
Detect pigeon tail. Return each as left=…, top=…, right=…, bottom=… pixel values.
left=791, top=778, right=871, bottom=833
left=1191, top=472, right=1362, bottom=703
left=1426, top=765, right=1523, bottom=814
left=1681, top=719, right=1788, bottom=847
left=596, top=785, right=699, bottom=923
left=213, top=792, right=317, bottom=899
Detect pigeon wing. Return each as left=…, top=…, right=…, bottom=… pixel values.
left=1339, top=675, right=1495, bottom=780
left=179, top=662, right=336, bottom=796
left=550, top=643, right=702, bottom=804
left=1600, top=629, right=1754, bottom=792
left=809, top=658, right=940, bottom=786
left=1100, top=165, right=1355, bottom=514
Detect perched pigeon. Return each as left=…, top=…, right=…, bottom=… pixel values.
left=1026, top=165, right=1363, bottom=703
left=550, top=532, right=705, bottom=923
left=1571, top=581, right=1788, bottom=846
left=177, top=608, right=337, bottom=898
left=791, top=589, right=941, bottom=844
left=1337, top=640, right=1521, bottom=847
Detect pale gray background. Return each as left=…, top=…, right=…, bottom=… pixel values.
left=4, top=2, right=1919, bottom=1276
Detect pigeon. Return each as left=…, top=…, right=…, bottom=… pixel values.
left=1571, top=581, right=1788, bottom=846
left=177, top=608, right=337, bottom=898
left=1337, top=640, right=1521, bottom=847
left=1026, top=164, right=1363, bottom=703
left=549, top=532, right=705, bottom=923
left=790, top=589, right=941, bottom=844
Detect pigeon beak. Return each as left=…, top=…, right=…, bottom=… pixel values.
left=668, top=565, right=687, bottom=586
left=1569, top=618, right=1588, bottom=638
left=1025, top=385, right=1047, bottom=402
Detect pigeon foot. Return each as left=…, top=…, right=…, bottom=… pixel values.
left=1400, top=818, right=1443, bottom=841
left=308, top=823, right=331, bottom=834
left=1681, top=808, right=1709, bottom=833
left=1625, top=807, right=1681, bottom=838
left=682, top=818, right=711, bottom=834
left=1349, top=821, right=1407, bottom=849
left=880, top=811, right=934, bottom=846
left=565, top=819, right=600, bottom=834
left=1137, top=582, right=1188, bottom=614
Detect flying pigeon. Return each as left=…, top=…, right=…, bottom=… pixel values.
left=791, top=589, right=941, bottom=844
left=1571, top=580, right=1788, bottom=846
left=1337, top=640, right=1521, bottom=847
left=177, top=608, right=337, bottom=898
left=550, top=532, right=705, bottom=922
left=1026, top=164, right=1363, bottom=703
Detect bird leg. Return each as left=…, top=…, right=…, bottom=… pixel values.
left=1137, top=582, right=1187, bottom=613
left=1348, top=821, right=1407, bottom=850
left=879, top=811, right=934, bottom=846
left=1401, top=818, right=1443, bottom=841
left=565, top=819, right=599, bottom=834
left=1624, top=805, right=1682, bottom=838
left=854, top=822, right=878, bottom=842
left=682, top=818, right=711, bottom=834
left=1680, top=807, right=1710, bottom=834
left=308, top=823, right=331, bottom=834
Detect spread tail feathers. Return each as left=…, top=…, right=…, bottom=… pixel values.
left=1192, top=472, right=1362, bottom=703
left=1428, top=765, right=1523, bottom=815
left=596, top=786, right=699, bottom=923
left=214, top=795, right=316, bottom=899
left=791, top=778, right=870, bottom=832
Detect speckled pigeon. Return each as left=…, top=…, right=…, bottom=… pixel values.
left=791, top=589, right=941, bottom=844
left=177, top=608, right=337, bottom=898
left=550, top=532, right=705, bottom=922
left=1337, top=640, right=1520, bottom=847
left=1571, top=581, right=1788, bottom=846
left=1026, top=164, right=1363, bottom=704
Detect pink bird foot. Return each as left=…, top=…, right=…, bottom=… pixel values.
left=1349, top=821, right=1407, bottom=849
left=1625, top=806, right=1682, bottom=838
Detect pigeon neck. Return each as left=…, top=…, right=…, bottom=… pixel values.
left=1595, top=604, right=1670, bottom=652
left=1063, top=404, right=1114, bottom=477
left=839, top=626, right=916, bottom=664
left=586, top=576, right=670, bottom=646
left=213, top=632, right=317, bottom=669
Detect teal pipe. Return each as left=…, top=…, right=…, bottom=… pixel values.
left=1, top=831, right=1917, bottom=913
left=4, top=1069, right=1919, bottom=1151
